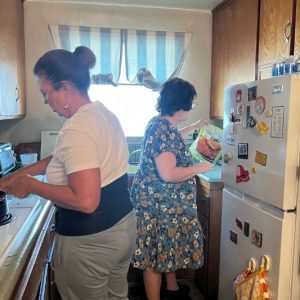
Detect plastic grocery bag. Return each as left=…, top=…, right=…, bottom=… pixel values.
left=189, top=124, right=223, bottom=164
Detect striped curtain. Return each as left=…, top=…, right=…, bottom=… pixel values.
left=49, top=25, right=191, bottom=88
left=49, top=25, right=123, bottom=85
left=125, top=29, right=192, bottom=86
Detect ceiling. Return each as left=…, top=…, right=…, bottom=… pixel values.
left=25, top=0, right=224, bottom=11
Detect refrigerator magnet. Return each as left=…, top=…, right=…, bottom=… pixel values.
left=248, top=86, right=257, bottom=101
left=237, top=103, right=244, bottom=115
left=256, top=121, right=269, bottom=135
left=236, top=89, right=242, bottom=102
left=238, top=143, right=248, bottom=159
left=254, top=96, right=266, bottom=115
left=247, top=116, right=257, bottom=128
left=230, top=230, right=238, bottom=244
left=271, top=106, right=284, bottom=138
left=236, top=165, right=250, bottom=183
left=251, top=229, right=263, bottom=247
left=255, top=151, right=267, bottom=166
left=235, top=218, right=243, bottom=230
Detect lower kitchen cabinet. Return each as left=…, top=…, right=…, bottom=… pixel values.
left=12, top=206, right=57, bottom=300
left=195, top=177, right=224, bottom=300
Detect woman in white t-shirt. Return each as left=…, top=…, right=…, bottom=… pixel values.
left=0, top=46, right=136, bottom=300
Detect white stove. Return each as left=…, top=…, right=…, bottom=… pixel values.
left=0, top=195, right=40, bottom=268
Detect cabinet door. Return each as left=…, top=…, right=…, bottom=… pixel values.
left=294, top=0, right=300, bottom=58
left=258, top=0, right=294, bottom=67
left=0, top=0, right=25, bottom=118
left=16, top=0, right=26, bottom=117
left=210, top=0, right=258, bottom=119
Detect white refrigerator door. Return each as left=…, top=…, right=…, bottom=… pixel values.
left=222, top=75, right=300, bottom=210
left=219, top=188, right=296, bottom=300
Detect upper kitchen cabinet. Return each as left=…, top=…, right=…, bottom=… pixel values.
left=210, top=0, right=259, bottom=119
left=294, top=0, right=300, bottom=58
left=258, top=0, right=294, bottom=71
left=0, top=0, right=26, bottom=119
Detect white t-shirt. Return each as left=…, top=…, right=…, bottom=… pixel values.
left=46, top=101, right=128, bottom=187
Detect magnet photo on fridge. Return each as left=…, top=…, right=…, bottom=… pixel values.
left=238, top=143, right=248, bottom=159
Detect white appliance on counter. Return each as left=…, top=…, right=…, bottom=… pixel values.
left=219, top=75, right=300, bottom=299
left=40, top=130, right=59, bottom=159
left=0, top=144, right=16, bottom=177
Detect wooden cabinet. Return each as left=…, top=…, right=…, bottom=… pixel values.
left=195, top=177, right=224, bottom=299
left=293, top=0, right=300, bottom=58
left=0, top=0, right=26, bottom=119
left=258, top=0, right=294, bottom=69
left=210, top=0, right=259, bottom=119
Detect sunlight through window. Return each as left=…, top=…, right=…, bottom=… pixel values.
left=89, top=84, right=158, bottom=137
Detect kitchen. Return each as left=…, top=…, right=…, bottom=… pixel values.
left=0, top=0, right=300, bottom=299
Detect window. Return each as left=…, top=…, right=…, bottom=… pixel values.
left=88, top=84, right=158, bottom=137
left=88, top=48, right=159, bottom=137
left=49, top=25, right=191, bottom=137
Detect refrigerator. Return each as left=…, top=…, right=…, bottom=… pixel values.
left=218, top=74, right=300, bottom=300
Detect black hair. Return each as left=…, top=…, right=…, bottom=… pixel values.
left=33, top=46, right=96, bottom=94
left=156, top=77, right=197, bottom=116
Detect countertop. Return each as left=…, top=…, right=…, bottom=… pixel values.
left=0, top=196, right=53, bottom=300
left=197, top=164, right=222, bottom=182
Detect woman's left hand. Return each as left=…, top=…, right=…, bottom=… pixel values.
left=193, top=119, right=209, bottom=129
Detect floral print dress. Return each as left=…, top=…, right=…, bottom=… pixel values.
left=131, top=116, right=204, bottom=272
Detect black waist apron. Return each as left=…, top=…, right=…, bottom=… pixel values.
left=55, top=174, right=133, bottom=236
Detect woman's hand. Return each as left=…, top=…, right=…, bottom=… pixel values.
left=197, top=161, right=214, bottom=174
left=0, top=174, right=18, bottom=193
left=2, top=175, right=32, bottom=199
left=180, top=119, right=209, bottom=137
left=192, top=119, right=209, bottom=129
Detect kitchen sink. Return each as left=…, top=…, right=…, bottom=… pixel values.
left=0, top=195, right=40, bottom=268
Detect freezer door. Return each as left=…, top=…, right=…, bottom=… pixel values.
left=222, top=75, right=300, bottom=210
left=219, top=189, right=296, bottom=300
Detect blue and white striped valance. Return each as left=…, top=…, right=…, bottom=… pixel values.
left=49, top=25, right=123, bottom=85
left=49, top=25, right=191, bottom=88
left=125, top=30, right=191, bottom=85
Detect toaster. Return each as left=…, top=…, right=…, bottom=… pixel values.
left=0, top=143, right=16, bottom=178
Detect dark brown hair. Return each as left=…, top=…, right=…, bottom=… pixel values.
left=156, top=77, right=197, bottom=116
left=33, top=46, right=96, bottom=94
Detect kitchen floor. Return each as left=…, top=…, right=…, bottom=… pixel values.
left=128, top=279, right=205, bottom=300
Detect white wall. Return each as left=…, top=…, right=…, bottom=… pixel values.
left=0, top=2, right=212, bottom=144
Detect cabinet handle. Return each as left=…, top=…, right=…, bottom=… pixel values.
left=284, top=20, right=292, bottom=43
left=49, top=224, right=56, bottom=232
left=281, top=20, right=292, bottom=54
left=15, top=87, right=20, bottom=102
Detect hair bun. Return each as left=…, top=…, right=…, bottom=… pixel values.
left=73, top=46, right=96, bottom=70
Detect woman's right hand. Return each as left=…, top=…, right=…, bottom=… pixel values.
left=197, top=161, right=214, bottom=174
left=0, top=174, right=17, bottom=192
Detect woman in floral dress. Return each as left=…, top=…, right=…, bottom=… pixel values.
left=131, top=78, right=214, bottom=300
